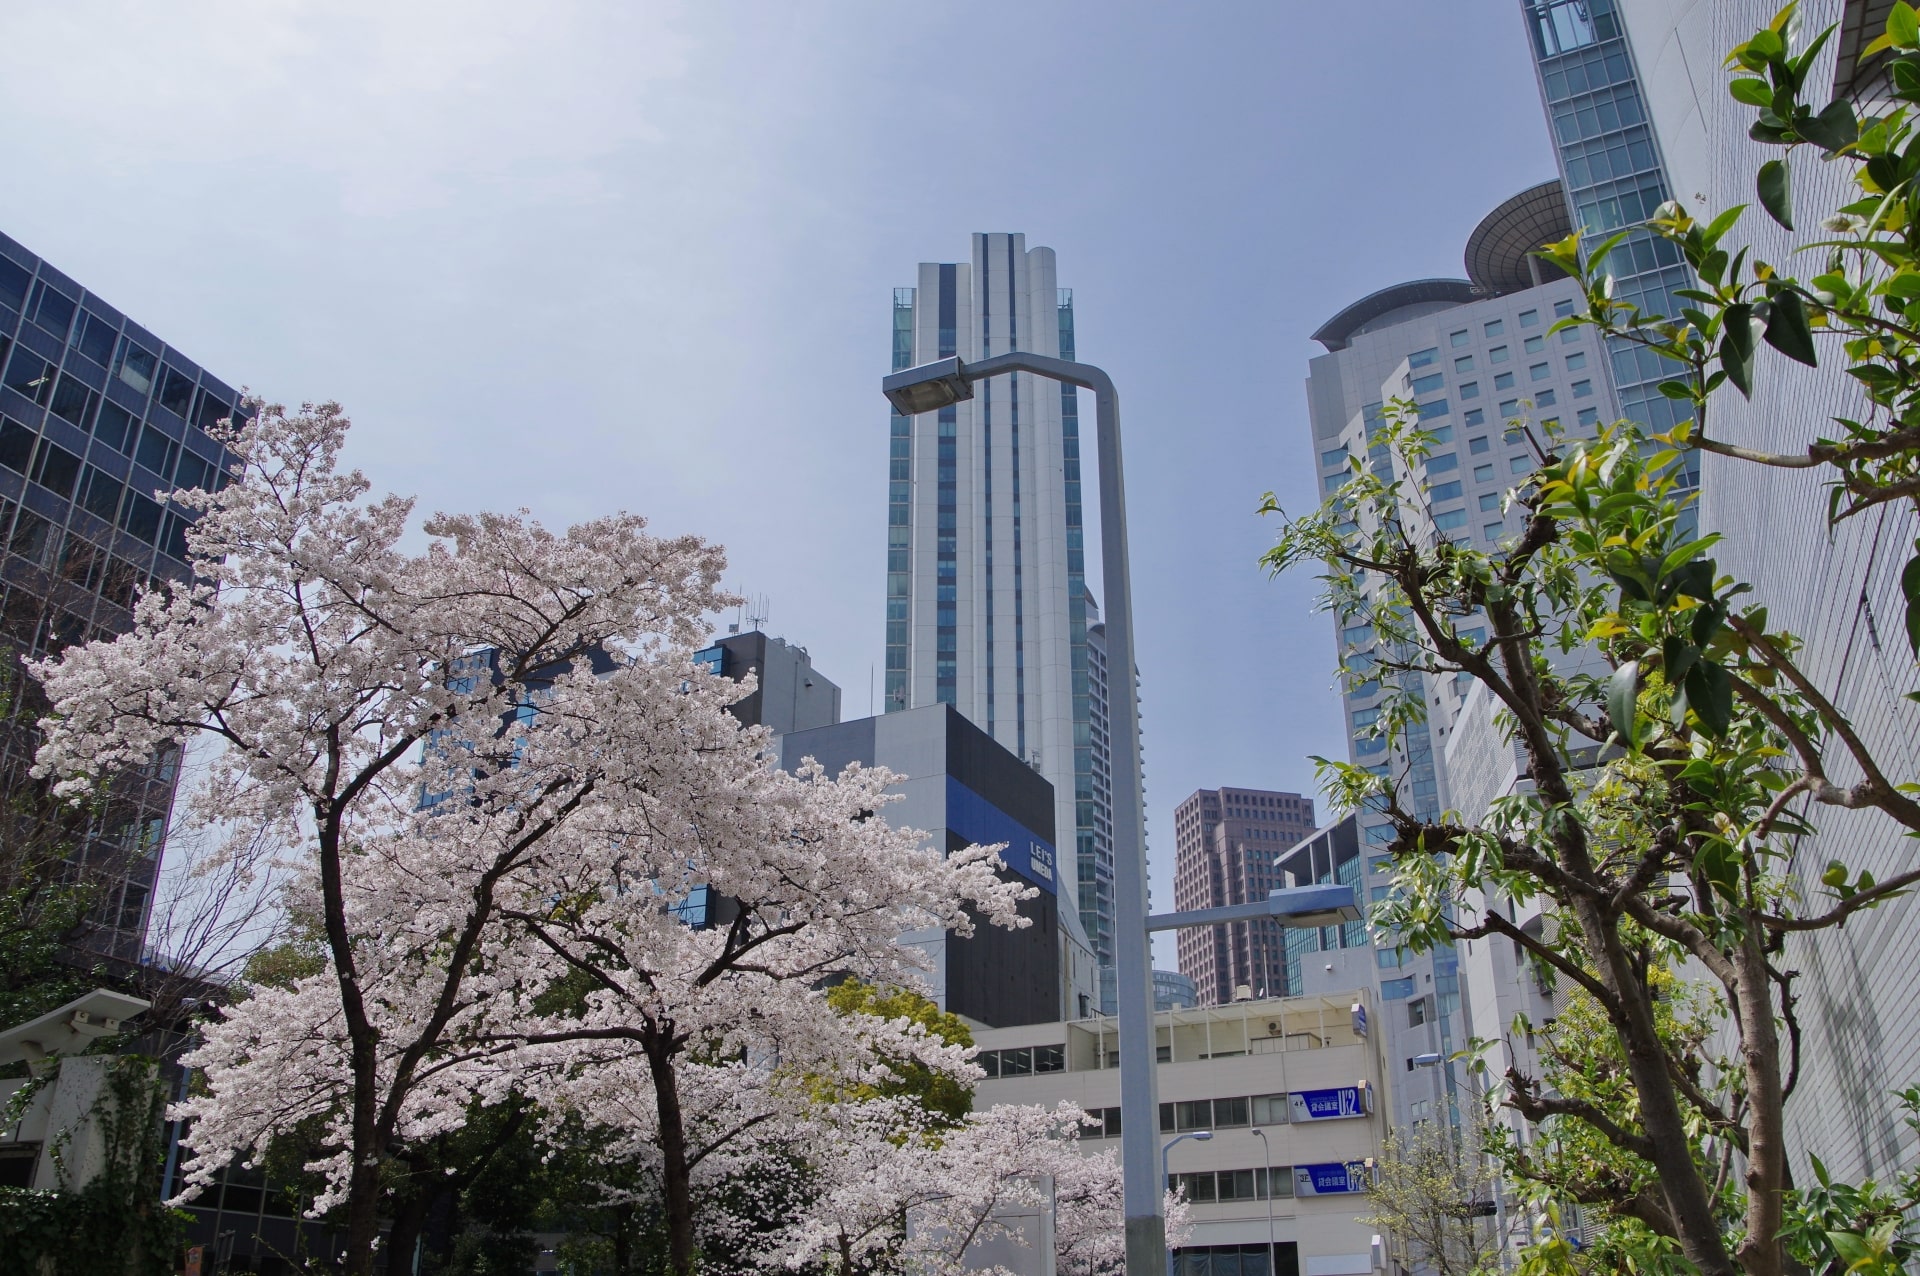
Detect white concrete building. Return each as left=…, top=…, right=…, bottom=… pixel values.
left=1302, top=187, right=1619, bottom=1139
left=1593, top=0, right=1920, bottom=1186
left=882, top=235, right=1110, bottom=1016
left=973, top=992, right=1389, bottom=1276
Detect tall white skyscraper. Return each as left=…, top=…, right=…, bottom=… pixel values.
left=882, top=233, right=1111, bottom=1014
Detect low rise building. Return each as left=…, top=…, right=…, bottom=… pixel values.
left=972, top=991, right=1389, bottom=1276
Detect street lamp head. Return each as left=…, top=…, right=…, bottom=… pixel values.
left=1191, top=1130, right=1214, bottom=1141
left=882, top=357, right=974, bottom=416
left=1412, top=1052, right=1444, bottom=1067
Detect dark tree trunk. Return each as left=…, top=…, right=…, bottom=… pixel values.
left=646, top=1034, right=697, bottom=1276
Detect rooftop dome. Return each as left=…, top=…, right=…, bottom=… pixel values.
left=1464, top=180, right=1573, bottom=294
left=1310, top=279, right=1483, bottom=352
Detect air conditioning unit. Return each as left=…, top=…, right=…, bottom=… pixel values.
left=1266, top=1020, right=1283, bottom=1037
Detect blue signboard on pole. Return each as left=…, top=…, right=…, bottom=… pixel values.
left=1294, top=1161, right=1371, bottom=1196
left=1288, top=1085, right=1371, bottom=1122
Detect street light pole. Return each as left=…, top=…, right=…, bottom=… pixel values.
left=883, top=357, right=1364, bottom=1276
left=1160, top=1130, right=1213, bottom=1276
left=1250, top=1127, right=1276, bottom=1276
left=884, top=352, right=1161, bottom=1276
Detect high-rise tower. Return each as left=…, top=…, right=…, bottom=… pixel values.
left=1172, top=787, right=1319, bottom=1006
left=882, top=234, right=1109, bottom=1011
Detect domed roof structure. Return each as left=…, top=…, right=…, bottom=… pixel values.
left=1310, top=279, right=1483, bottom=353
left=1464, top=180, right=1573, bottom=294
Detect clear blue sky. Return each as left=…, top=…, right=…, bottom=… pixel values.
left=0, top=2, right=1558, bottom=962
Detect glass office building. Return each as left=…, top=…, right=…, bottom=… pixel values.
left=0, top=231, right=243, bottom=961
left=1521, top=0, right=1694, bottom=475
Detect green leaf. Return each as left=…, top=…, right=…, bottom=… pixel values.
left=1702, top=204, right=1746, bottom=249
left=1902, top=542, right=1920, bottom=657
left=1731, top=76, right=1775, bottom=107
left=1609, top=660, right=1641, bottom=753
left=1799, top=99, right=1860, bottom=151
left=1685, top=660, right=1734, bottom=737
left=1894, top=2, right=1920, bottom=48
left=1893, top=57, right=1920, bottom=99
left=1748, top=28, right=1787, bottom=62
left=1764, top=290, right=1818, bottom=365
left=1722, top=303, right=1759, bottom=397
left=1663, top=636, right=1699, bottom=685
left=1758, top=158, right=1794, bottom=229
left=1698, top=841, right=1739, bottom=902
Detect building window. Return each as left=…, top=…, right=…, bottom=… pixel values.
left=1410, top=372, right=1444, bottom=394
left=1469, top=436, right=1489, bottom=454
left=1537, top=389, right=1557, bottom=406
left=1519, top=309, right=1540, bottom=327
left=1428, top=480, right=1462, bottom=503
left=1453, top=355, right=1474, bottom=373
left=1530, top=362, right=1550, bottom=381
left=1426, top=452, right=1458, bottom=474
left=1494, top=372, right=1515, bottom=391
left=1561, top=325, right=1581, bottom=345
left=1566, top=350, right=1588, bottom=370
left=1489, top=344, right=1509, bottom=363
left=1578, top=406, right=1599, bottom=427
left=1484, top=521, right=1505, bottom=541
left=1484, top=319, right=1504, bottom=337
left=1462, top=408, right=1484, bottom=426
left=1408, top=347, right=1439, bottom=369
left=1381, top=977, right=1415, bottom=1000
left=1511, top=455, right=1536, bottom=474
left=1449, top=329, right=1469, bottom=348
left=1459, top=381, right=1480, bottom=400
left=1478, top=492, right=1501, bottom=511
left=1499, top=399, right=1519, bottom=417
left=1473, top=463, right=1494, bottom=482
left=1554, top=298, right=1577, bottom=317
left=1572, top=379, right=1593, bottom=398
left=1433, top=509, right=1468, bottom=531
left=1320, top=447, right=1347, bottom=468
left=1524, top=334, right=1545, bottom=353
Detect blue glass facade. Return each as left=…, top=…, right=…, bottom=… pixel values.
left=1522, top=0, right=1696, bottom=479
left=0, top=230, right=243, bottom=959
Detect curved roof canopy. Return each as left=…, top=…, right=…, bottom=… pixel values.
left=1464, top=180, right=1573, bottom=294
left=1310, top=279, right=1482, bottom=352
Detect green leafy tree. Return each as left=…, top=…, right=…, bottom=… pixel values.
left=1363, top=1106, right=1502, bottom=1276
left=822, top=980, right=976, bottom=1126
left=1264, top=9, right=1920, bottom=1273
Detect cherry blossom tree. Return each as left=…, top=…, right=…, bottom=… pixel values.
left=28, top=401, right=1026, bottom=1276
left=776, top=1099, right=1191, bottom=1276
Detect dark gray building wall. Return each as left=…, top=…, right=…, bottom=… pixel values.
left=780, top=703, right=1062, bottom=1027
left=709, top=630, right=841, bottom=735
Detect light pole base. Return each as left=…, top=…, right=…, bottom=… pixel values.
left=1127, top=1213, right=1167, bottom=1276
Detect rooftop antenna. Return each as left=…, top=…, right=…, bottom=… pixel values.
left=743, top=594, right=769, bottom=634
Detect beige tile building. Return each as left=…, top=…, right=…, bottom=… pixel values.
left=972, top=992, right=1390, bottom=1276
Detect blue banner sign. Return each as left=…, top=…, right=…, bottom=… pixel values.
left=1289, top=1086, right=1370, bottom=1122
left=945, top=777, right=1057, bottom=894
left=1294, top=1161, right=1371, bottom=1196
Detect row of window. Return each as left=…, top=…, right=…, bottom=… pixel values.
left=1076, top=1091, right=1300, bottom=1139
left=0, top=418, right=200, bottom=559
left=977, top=1043, right=1065, bottom=1077
left=0, top=261, right=237, bottom=435
left=1169, top=1166, right=1298, bottom=1203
